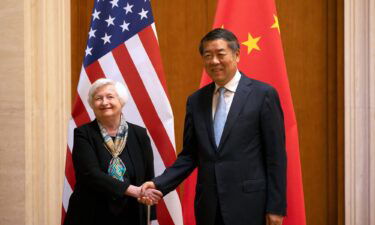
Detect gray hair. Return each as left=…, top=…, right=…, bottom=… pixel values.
left=88, top=78, right=129, bottom=108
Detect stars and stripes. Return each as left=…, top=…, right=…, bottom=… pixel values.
left=61, top=1, right=183, bottom=225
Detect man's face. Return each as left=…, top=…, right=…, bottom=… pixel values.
left=202, top=39, right=240, bottom=86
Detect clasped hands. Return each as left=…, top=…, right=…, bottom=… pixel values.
left=137, top=181, right=162, bottom=206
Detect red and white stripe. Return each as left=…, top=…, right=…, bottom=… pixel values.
left=62, top=24, right=183, bottom=225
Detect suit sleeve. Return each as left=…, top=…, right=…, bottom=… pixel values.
left=153, top=96, right=198, bottom=195
left=72, top=127, right=129, bottom=199
left=260, top=87, right=287, bottom=216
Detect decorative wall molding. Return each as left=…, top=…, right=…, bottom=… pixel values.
left=370, top=0, right=375, bottom=224
left=344, top=0, right=375, bottom=224
left=24, top=0, right=71, bottom=224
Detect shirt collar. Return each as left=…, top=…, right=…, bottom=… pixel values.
left=214, top=70, right=241, bottom=93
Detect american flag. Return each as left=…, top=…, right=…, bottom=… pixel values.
left=62, top=0, right=183, bottom=224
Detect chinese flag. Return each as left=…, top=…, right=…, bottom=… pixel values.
left=182, top=0, right=306, bottom=225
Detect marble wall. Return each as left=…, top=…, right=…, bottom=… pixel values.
left=24, top=0, right=71, bottom=224
left=0, top=0, right=70, bottom=224
left=344, top=0, right=375, bottom=224
left=0, top=1, right=25, bottom=224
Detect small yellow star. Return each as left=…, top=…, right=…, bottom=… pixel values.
left=271, top=14, right=280, bottom=34
left=242, top=33, right=261, bottom=55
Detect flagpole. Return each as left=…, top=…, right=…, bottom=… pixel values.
left=147, top=205, right=151, bottom=225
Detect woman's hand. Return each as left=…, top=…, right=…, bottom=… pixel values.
left=125, top=185, right=142, bottom=198
left=125, top=184, right=162, bottom=205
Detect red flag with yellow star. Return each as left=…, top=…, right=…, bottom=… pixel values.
left=182, top=0, right=306, bottom=225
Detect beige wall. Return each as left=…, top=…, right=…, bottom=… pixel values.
left=0, top=1, right=25, bottom=224
left=345, top=0, right=375, bottom=224
left=0, top=0, right=70, bottom=224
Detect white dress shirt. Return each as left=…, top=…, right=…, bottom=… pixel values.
left=212, top=70, right=241, bottom=119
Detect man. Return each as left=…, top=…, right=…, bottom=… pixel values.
left=142, top=28, right=286, bottom=225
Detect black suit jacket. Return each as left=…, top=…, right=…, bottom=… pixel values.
left=64, top=120, right=155, bottom=225
left=154, top=74, right=287, bottom=225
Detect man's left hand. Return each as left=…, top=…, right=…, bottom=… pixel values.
left=266, top=213, right=283, bottom=225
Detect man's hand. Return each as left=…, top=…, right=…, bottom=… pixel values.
left=137, top=181, right=162, bottom=205
left=266, top=213, right=283, bottom=225
left=141, top=181, right=156, bottom=193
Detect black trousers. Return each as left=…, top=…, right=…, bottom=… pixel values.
left=215, top=204, right=225, bottom=225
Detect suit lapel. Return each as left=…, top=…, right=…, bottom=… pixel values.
left=90, top=120, right=113, bottom=169
left=202, top=83, right=217, bottom=150
left=124, top=125, right=142, bottom=183
left=217, top=75, right=253, bottom=150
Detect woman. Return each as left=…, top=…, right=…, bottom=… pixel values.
left=64, top=78, right=161, bottom=225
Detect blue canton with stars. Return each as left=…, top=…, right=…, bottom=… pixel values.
left=84, top=0, right=154, bottom=67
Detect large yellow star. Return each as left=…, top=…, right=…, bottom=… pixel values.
left=242, top=33, right=261, bottom=55
left=271, top=14, right=280, bottom=34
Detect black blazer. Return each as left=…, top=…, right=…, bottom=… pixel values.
left=64, top=120, right=155, bottom=225
left=154, top=74, right=287, bottom=225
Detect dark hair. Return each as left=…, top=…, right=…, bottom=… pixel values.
left=199, top=28, right=240, bottom=55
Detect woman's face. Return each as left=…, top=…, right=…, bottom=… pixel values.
left=92, top=84, right=123, bottom=121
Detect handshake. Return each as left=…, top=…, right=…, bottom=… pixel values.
left=134, top=181, right=163, bottom=206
